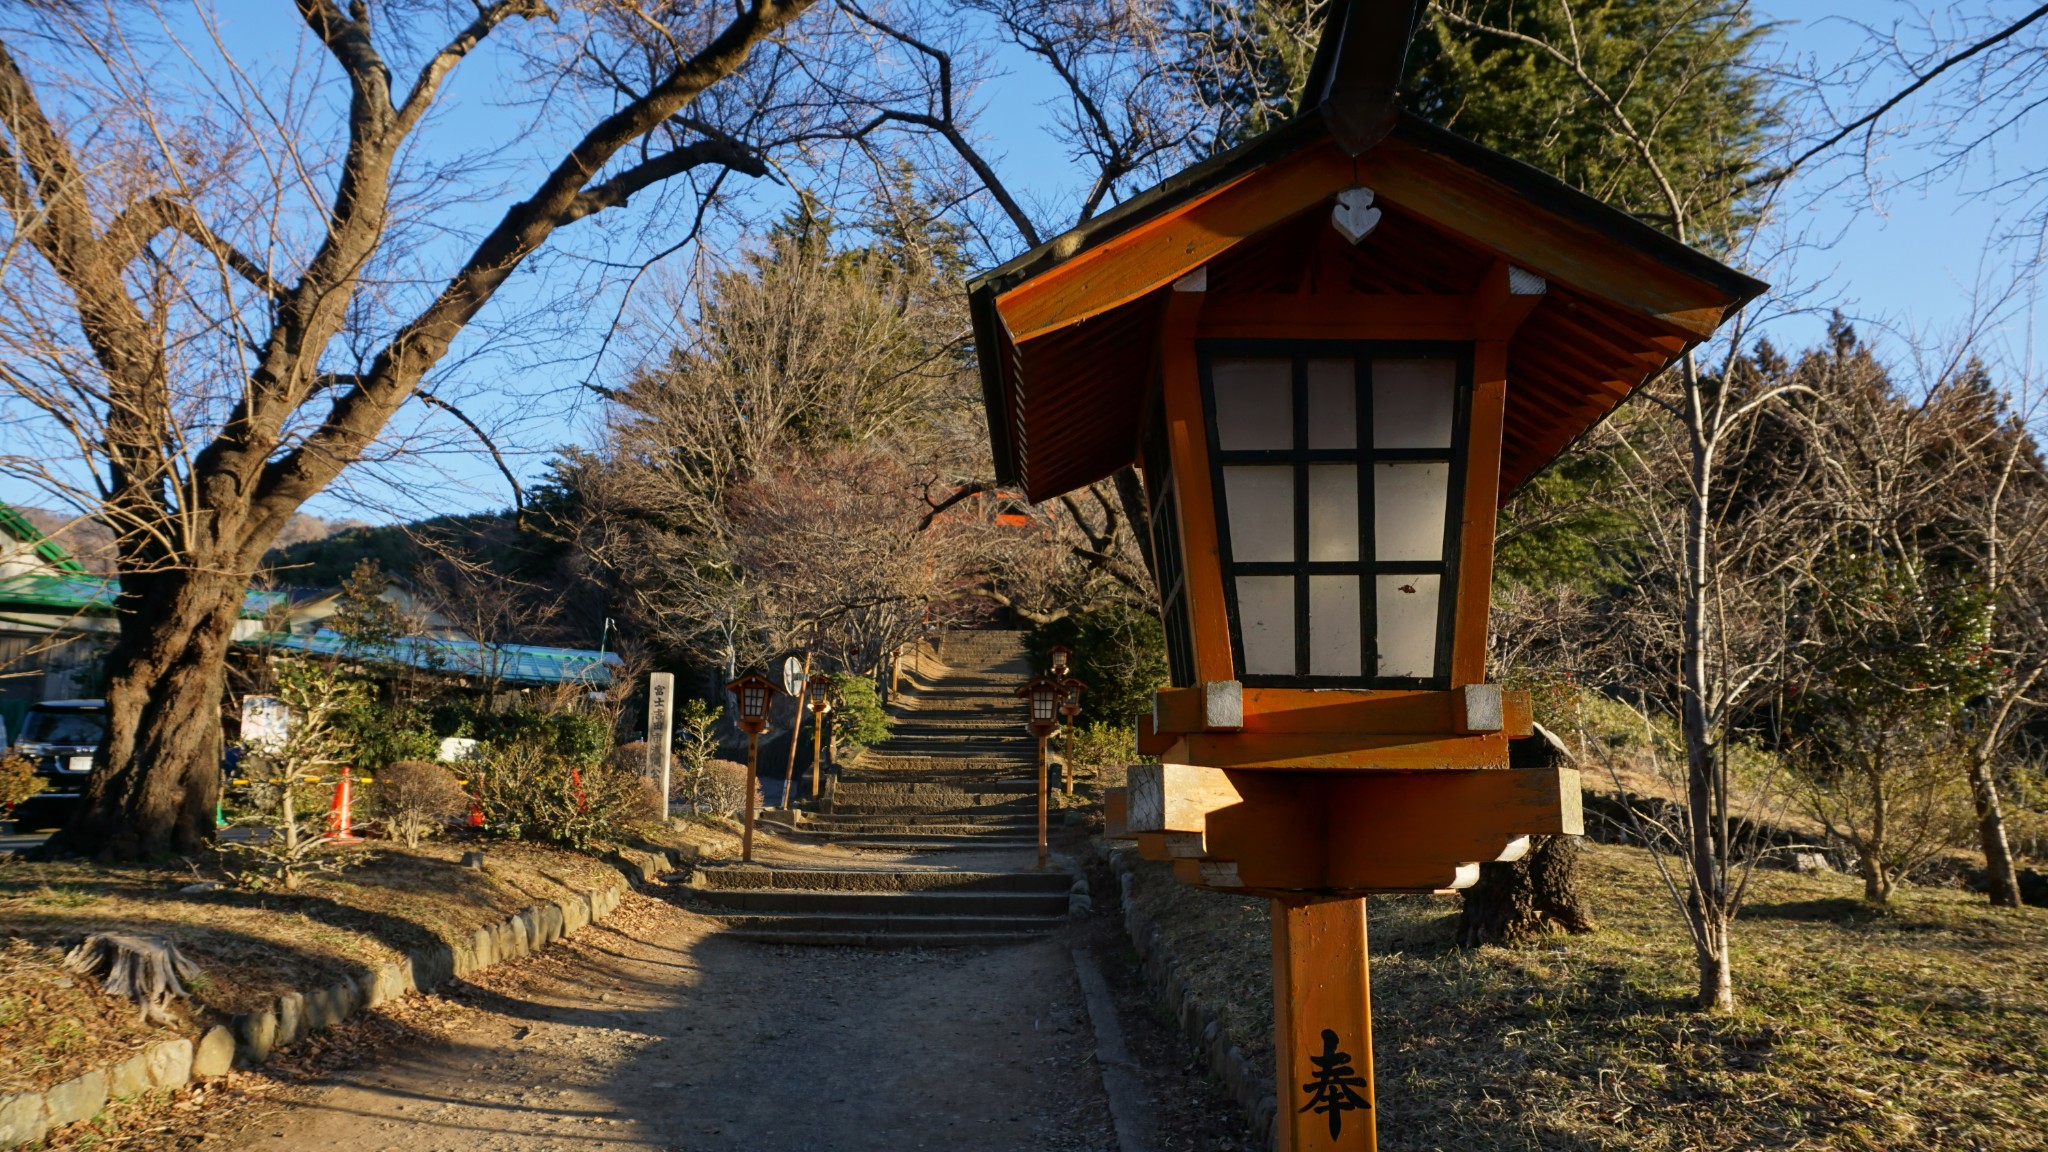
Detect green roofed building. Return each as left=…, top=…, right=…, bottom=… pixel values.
left=0, top=503, right=101, bottom=727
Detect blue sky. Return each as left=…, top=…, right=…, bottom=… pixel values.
left=4, top=1, right=2043, bottom=526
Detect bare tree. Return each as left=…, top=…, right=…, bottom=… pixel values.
left=411, top=536, right=565, bottom=702
left=0, top=0, right=840, bottom=857
left=1918, top=361, right=2048, bottom=909
left=1436, top=0, right=1803, bottom=1010
left=837, top=0, right=1203, bottom=586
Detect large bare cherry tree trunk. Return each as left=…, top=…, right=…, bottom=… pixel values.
left=78, top=572, right=248, bottom=856
left=0, top=1, right=820, bottom=858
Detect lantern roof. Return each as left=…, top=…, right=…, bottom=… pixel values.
left=968, top=0, right=1768, bottom=503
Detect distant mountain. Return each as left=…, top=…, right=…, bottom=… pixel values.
left=260, top=511, right=519, bottom=588
left=11, top=506, right=367, bottom=579
left=11, top=507, right=114, bottom=573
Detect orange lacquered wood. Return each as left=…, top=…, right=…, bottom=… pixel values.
left=1470, top=262, right=1544, bottom=339
left=1180, top=730, right=1509, bottom=770
left=1136, top=713, right=1177, bottom=757
left=1162, top=292, right=1238, bottom=684
left=1195, top=294, right=1472, bottom=341
left=1151, top=687, right=1218, bottom=736
left=1353, top=138, right=1731, bottom=339
left=1197, top=767, right=1580, bottom=891
left=1274, top=898, right=1377, bottom=1151
left=995, top=144, right=1355, bottom=343
left=1453, top=342, right=1508, bottom=686
left=1152, top=686, right=1532, bottom=738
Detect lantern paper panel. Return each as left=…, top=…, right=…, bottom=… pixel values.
left=1203, top=345, right=1466, bottom=687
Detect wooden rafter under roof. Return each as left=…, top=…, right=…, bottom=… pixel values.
left=968, top=0, right=1766, bottom=504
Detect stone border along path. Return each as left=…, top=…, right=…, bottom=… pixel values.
left=1107, top=844, right=1281, bottom=1151
left=0, top=843, right=682, bottom=1149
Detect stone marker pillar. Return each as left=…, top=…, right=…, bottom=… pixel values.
left=646, top=672, right=674, bottom=823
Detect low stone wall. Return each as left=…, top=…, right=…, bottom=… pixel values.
left=0, top=842, right=681, bottom=1148
left=1105, top=845, right=1276, bottom=1150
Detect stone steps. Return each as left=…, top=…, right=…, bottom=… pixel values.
left=700, top=630, right=1069, bottom=949
left=687, top=889, right=1068, bottom=916
left=721, top=928, right=1049, bottom=948
left=783, top=826, right=1039, bottom=842
left=713, top=913, right=1060, bottom=935
left=692, top=868, right=1070, bottom=893
left=823, top=836, right=1043, bottom=852
left=827, top=774, right=1032, bottom=795
left=829, top=779, right=1035, bottom=796
left=802, top=811, right=1034, bottom=827
left=851, top=751, right=1034, bottom=766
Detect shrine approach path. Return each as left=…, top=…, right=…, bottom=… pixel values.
left=213, top=634, right=1117, bottom=1152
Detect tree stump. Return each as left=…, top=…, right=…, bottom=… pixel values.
left=63, top=932, right=202, bottom=1023
left=1456, top=727, right=1597, bottom=947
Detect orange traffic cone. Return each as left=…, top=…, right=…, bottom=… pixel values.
left=326, top=767, right=364, bottom=843
left=568, top=765, right=590, bottom=814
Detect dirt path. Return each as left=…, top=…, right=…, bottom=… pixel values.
left=212, top=890, right=1117, bottom=1152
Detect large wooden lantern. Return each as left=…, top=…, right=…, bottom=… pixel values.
left=967, top=2, right=1764, bottom=1146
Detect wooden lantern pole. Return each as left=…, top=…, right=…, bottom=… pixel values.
left=742, top=730, right=759, bottom=863
left=1034, top=729, right=1049, bottom=869
left=810, top=695, right=828, bottom=799
left=1274, top=898, right=1378, bottom=1151
left=1020, top=677, right=1061, bottom=870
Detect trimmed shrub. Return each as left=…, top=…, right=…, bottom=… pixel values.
left=1062, top=721, right=1140, bottom=788
left=473, top=743, right=648, bottom=850
left=367, top=759, right=468, bottom=848
left=698, top=759, right=755, bottom=818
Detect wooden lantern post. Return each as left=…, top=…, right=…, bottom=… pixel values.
left=1058, top=678, right=1085, bottom=795
left=807, top=677, right=833, bottom=800
left=965, top=2, right=1764, bottom=1144
left=725, top=672, right=780, bottom=864
left=1018, top=677, right=1064, bottom=869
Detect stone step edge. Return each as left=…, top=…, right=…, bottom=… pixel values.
left=723, top=929, right=1052, bottom=948
left=0, top=842, right=681, bottom=1149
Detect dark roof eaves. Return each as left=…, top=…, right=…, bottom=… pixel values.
left=967, top=287, right=1018, bottom=487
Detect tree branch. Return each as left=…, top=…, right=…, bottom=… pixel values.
left=102, top=195, right=284, bottom=298
left=394, top=0, right=556, bottom=138
left=260, top=0, right=816, bottom=509
left=1743, top=4, right=2048, bottom=194
left=559, top=134, right=766, bottom=225
left=839, top=0, right=1044, bottom=247
left=414, top=389, right=526, bottom=518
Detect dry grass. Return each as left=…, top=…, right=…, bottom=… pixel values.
left=1124, top=840, right=2048, bottom=1151
left=0, top=821, right=730, bottom=1096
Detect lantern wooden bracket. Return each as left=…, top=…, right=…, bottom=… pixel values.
left=1153, top=680, right=1244, bottom=734
left=1104, top=788, right=1133, bottom=840
left=1122, top=762, right=1581, bottom=896
left=1145, top=686, right=1533, bottom=769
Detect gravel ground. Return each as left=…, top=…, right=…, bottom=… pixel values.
left=206, top=890, right=1119, bottom=1152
